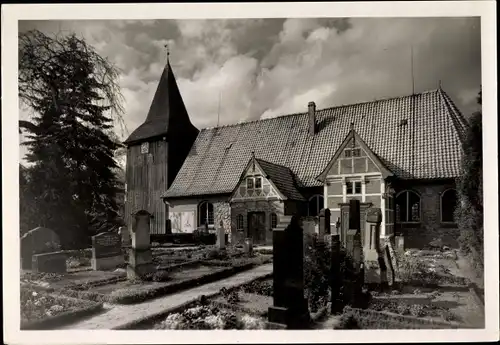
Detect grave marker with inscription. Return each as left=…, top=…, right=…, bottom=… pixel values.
left=32, top=251, right=67, bottom=273
left=91, top=232, right=124, bottom=271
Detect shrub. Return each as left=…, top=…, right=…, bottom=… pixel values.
left=242, top=279, right=273, bottom=296
left=220, top=287, right=240, bottom=304
left=335, top=312, right=361, bottom=329
left=154, top=305, right=265, bottom=330
left=303, top=233, right=331, bottom=312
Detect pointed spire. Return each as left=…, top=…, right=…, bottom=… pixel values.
left=124, top=45, right=196, bottom=145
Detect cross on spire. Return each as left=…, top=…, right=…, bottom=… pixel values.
left=164, top=43, right=170, bottom=62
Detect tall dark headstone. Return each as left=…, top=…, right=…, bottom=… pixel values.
left=268, top=215, right=310, bottom=329
left=348, top=199, right=360, bottom=231
left=318, top=208, right=331, bottom=236
left=330, top=234, right=342, bottom=314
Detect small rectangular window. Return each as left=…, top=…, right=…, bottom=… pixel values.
left=344, top=149, right=352, bottom=158
left=346, top=182, right=353, bottom=194
left=346, top=181, right=361, bottom=195
left=255, top=177, right=262, bottom=189
left=352, top=148, right=361, bottom=157
left=247, top=178, right=254, bottom=189
left=355, top=182, right=362, bottom=194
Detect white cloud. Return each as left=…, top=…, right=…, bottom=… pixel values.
left=18, top=17, right=481, bottom=164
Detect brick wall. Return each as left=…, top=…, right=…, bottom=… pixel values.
left=393, top=180, right=459, bottom=249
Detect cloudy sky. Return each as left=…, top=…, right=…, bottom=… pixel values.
left=18, top=17, right=481, bottom=158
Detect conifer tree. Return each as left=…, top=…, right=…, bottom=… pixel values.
left=19, top=30, right=125, bottom=248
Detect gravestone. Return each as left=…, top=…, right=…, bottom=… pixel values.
left=334, top=217, right=341, bottom=235
left=318, top=208, right=331, bottom=236
left=363, top=208, right=388, bottom=288
left=344, top=200, right=365, bottom=307
left=216, top=227, right=226, bottom=249
left=119, top=226, right=131, bottom=247
left=91, top=232, right=124, bottom=271
left=32, top=252, right=67, bottom=273
left=395, top=235, right=405, bottom=253
left=329, top=234, right=343, bottom=314
left=127, top=210, right=155, bottom=280
left=268, top=215, right=310, bottom=329
left=20, top=227, right=61, bottom=270
left=244, top=237, right=253, bottom=255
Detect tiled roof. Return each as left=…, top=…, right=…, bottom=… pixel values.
left=124, top=61, right=194, bottom=145
left=255, top=158, right=305, bottom=201
left=163, top=88, right=468, bottom=199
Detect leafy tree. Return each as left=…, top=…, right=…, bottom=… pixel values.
left=455, top=87, right=483, bottom=272
left=18, top=30, right=125, bottom=248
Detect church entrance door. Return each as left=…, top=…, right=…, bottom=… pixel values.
left=248, top=212, right=266, bottom=245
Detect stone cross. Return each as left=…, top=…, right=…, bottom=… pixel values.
left=268, top=215, right=310, bottom=329
left=127, top=210, right=154, bottom=280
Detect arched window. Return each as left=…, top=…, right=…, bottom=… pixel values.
left=270, top=213, right=278, bottom=229
left=236, top=214, right=244, bottom=230
left=198, top=201, right=214, bottom=227
left=308, top=195, right=324, bottom=217
left=395, top=190, right=421, bottom=223
left=441, top=189, right=458, bottom=223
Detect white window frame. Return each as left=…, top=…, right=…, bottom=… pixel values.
left=198, top=201, right=215, bottom=228
left=254, top=177, right=262, bottom=190
left=346, top=181, right=362, bottom=195
left=247, top=177, right=254, bottom=190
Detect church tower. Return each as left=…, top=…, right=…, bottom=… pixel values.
left=123, top=56, right=199, bottom=235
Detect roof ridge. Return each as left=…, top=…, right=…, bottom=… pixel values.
left=201, top=88, right=441, bottom=132
left=255, top=157, right=292, bottom=171
left=437, top=88, right=469, bottom=144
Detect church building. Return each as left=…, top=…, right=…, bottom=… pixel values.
left=124, top=59, right=468, bottom=249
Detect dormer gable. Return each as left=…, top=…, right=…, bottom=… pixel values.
left=317, top=124, right=393, bottom=182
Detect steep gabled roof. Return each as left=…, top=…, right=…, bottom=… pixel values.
left=316, top=127, right=394, bottom=182
left=124, top=61, right=195, bottom=145
left=256, top=158, right=305, bottom=201
left=163, top=88, right=468, bottom=199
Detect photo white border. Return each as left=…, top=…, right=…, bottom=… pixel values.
left=2, top=1, right=498, bottom=344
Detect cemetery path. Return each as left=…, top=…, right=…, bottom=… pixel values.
left=60, top=263, right=273, bottom=330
